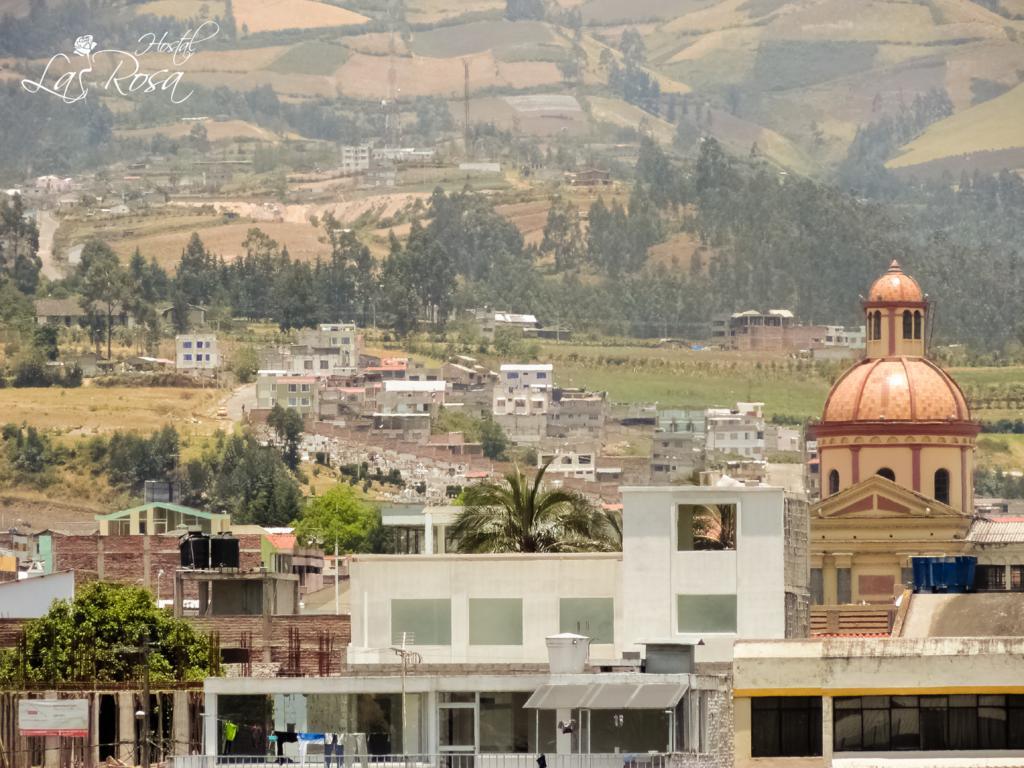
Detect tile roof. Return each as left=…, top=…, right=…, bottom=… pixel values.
left=967, top=517, right=1024, bottom=543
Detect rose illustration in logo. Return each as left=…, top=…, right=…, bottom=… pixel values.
left=73, top=35, right=97, bottom=57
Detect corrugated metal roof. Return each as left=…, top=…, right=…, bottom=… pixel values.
left=967, top=517, right=1024, bottom=543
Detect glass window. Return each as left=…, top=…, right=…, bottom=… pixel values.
left=877, top=467, right=896, bottom=481
left=677, top=594, right=737, bottom=633
left=902, top=310, right=913, bottom=339
left=184, top=354, right=192, bottom=361
left=1011, top=565, right=1024, bottom=592
left=469, top=598, right=523, bottom=645
left=837, top=568, right=852, bottom=603
left=914, top=311, right=923, bottom=339
left=391, top=598, right=451, bottom=645
left=751, top=697, right=822, bottom=757
left=810, top=568, right=824, bottom=605
left=559, top=597, right=613, bottom=643
left=872, top=311, right=882, bottom=340
left=479, top=692, right=530, bottom=753
left=183, top=341, right=192, bottom=348
left=976, top=564, right=1006, bottom=591
left=934, top=469, right=950, bottom=504
left=438, top=706, right=474, bottom=749
left=536, top=372, right=546, bottom=379
left=828, top=469, right=839, bottom=495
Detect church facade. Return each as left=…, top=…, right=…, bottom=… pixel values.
left=808, top=261, right=981, bottom=605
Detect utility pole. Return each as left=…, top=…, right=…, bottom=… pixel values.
left=334, top=540, right=340, bottom=616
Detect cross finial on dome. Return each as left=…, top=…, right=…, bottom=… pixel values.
left=887, top=259, right=902, bottom=272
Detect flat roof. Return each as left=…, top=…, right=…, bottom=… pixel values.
left=384, top=380, right=446, bottom=392
left=96, top=502, right=227, bottom=522
left=500, top=364, right=553, bottom=372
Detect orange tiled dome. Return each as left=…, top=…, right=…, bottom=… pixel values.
left=867, top=260, right=923, bottom=303
left=822, top=357, right=970, bottom=423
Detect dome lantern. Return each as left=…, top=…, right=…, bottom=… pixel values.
left=863, top=260, right=927, bottom=359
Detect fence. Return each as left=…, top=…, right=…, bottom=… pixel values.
left=172, top=753, right=669, bottom=768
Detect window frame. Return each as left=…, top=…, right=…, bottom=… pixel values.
left=751, top=696, right=823, bottom=758
left=828, top=469, right=840, bottom=496
left=934, top=468, right=950, bottom=505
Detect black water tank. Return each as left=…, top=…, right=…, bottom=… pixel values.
left=210, top=534, right=240, bottom=569
left=179, top=533, right=210, bottom=568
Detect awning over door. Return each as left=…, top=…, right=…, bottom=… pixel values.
left=523, top=682, right=688, bottom=710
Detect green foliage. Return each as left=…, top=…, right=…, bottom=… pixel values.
left=432, top=410, right=508, bottom=460
left=78, top=240, right=133, bottom=360
left=106, top=426, right=180, bottom=491
left=292, top=484, right=380, bottom=553
left=179, top=431, right=301, bottom=526
left=230, top=346, right=260, bottom=384
left=1, top=424, right=54, bottom=476
left=0, top=582, right=214, bottom=686
left=0, top=195, right=41, bottom=295
left=267, top=404, right=304, bottom=471
left=752, top=41, right=876, bottom=92
left=449, top=460, right=618, bottom=553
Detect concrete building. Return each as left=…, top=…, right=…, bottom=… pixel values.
left=493, top=364, right=553, bottom=416
left=819, top=324, right=866, bottom=350
left=651, top=430, right=703, bottom=484
left=256, top=373, right=319, bottom=416
left=733, top=637, right=1024, bottom=767
left=538, top=449, right=598, bottom=482
left=339, top=144, right=371, bottom=173
left=261, top=324, right=360, bottom=376
left=706, top=403, right=765, bottom=460
left=0, top=571, right=74, bottom=618
left=547, top=388, right=607, bottom=440
left=175, top=333, right=219, bottom=372
left=200, top=484, right=805, bottom=762
left=473, top=311, right=540, bottom=340
left=380, top=380, right=446, bottom=415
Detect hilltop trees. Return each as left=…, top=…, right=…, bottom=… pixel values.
left=0, top=195, right=41, bottom=295
left=78, top=240, right=133, bottom=359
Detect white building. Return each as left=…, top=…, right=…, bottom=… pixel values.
left=261, top=323, right=359, bottom=376
left=493, top=363, right=553, bottom=416
left=175, top=333, right=219, bottom=371
left=706, top=402, right=765, bottom=460
left=821, top=324, right=866, bottom=349
left=202, top=484, right=805, bottom=762
left=340, top=145, right=371, bottom=173
left=538, top=449, right=597, bottom=482
left=380, top=379, right=446, bottom=415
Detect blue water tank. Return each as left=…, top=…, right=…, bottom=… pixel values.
left=911, top=556, right=976, bottom=593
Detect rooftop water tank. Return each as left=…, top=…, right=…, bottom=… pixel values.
left=179, top=532, right=210, bottom=569
left=210, top=534, right=240, bottom=569
left=546, top=633, right=590, bottom=674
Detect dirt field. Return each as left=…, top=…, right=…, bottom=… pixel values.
left=133, top=0, right=226, bottom=20
left=232, top=0, right=368, bottom=33
left=409, top=20, right=554, bottom=57
left=0, top=386, right=226, bottom=437
left=115, top=119, right=285, bottom=142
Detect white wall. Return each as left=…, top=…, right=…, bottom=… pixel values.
left=621, top=486, right=787, bottom=663
left=0, top=571, right=74, bottom=618
left=348, top=554, right=622, bottom=664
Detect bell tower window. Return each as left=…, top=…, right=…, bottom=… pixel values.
left=902, top=310, right=913, bottom=339
left=934, top=469, right=950, bottom=504
left=872, top=311, right=881, bottom=341
left=828, top=469, right=840, bottom=496
left=877, top=467, right=895, bottom=482
left=914, top=311, right=922, bottom=340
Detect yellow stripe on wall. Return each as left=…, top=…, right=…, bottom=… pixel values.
left=735, top=686, right=1024, bottom=698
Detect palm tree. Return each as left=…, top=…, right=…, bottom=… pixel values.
left=691, top=503, right=736, bottom=550
left=449, top=460, right=618, bottom=553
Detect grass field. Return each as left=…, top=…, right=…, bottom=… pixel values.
left=888, top=83, right=1024, bottom=170
left=0, top=386, right=226, bottom=437
left=267, top=40, right=350, bottom=75
left=232, top=0, right=368, bottom=33
left=133, top=0, right=226, bottom=20
left=115, top=119, right=284, bottom=142
left=410, top=20, right=554, bottom=57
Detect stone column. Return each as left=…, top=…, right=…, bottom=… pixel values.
left=203, top=693, right=218, bottom=757
left=821, top=696, right=833, bottom=764
left=172, top=691, right=190, bottom=758
left=117, top=691, right=136, bottom=764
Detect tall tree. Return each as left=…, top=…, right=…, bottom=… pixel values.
left=293, top=484, right=380, bottom=553
left=0, top=194, right=41, bottom=294
left=78, top=240, right=133, bottom=360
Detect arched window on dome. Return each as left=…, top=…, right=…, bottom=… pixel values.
left=902, top=310, right=913, bottom=339
left=914, top=311, right=923, bottom=340
left=828, top=469, right=839, bottom=496
left=872, top=311, right=882, bottom=341
left=877, top=467, right=895, bottom=482
left=934, top=469, right=950, bottom=505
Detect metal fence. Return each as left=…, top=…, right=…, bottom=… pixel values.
left=172, top=753, right=670, bottom=768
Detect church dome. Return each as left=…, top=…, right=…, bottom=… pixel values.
left=822, top=357, right=970, bottom=423
left=867, top=260, right=923, bottom=303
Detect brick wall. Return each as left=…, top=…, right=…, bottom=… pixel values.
left=783, top=495, right=811, bottom=639
left=51, top=534, right=265, bottom=597
left=671, top=676, right=735, bottom=768
left=188, top=614, right=350, bottom=674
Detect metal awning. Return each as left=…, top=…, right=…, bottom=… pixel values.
left=524, top=682, right=688, bottom=710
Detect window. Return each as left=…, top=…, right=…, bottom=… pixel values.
left=828, top=469, right=840, bottom=496
left=536, top=372, right=546, bottom=379
left=810, top=569, right=824, bottom=605
left=677, top=504, right=736, bottom=550
left=751, top=697, right=822, bottom=757
left=183, top=341, right=192, bottom=349
left=507, top=372, right=519, bottom=379
left=391, top=598, right=451, bottom=645
left=914, top=311, right=922, bottom=339
left=301, top=384, right=310, bottom=392
left=677, top=594, right=737, bottom=633
left=872, top=311, right=882, bottom=340
left=205, top=354, right=211, bottom=361
left=469, top=598, right=523, bottom=645
left=834, top=694, right=1024, bottom=752
left=559, top=597, right=613, bottom=643
left=837, top=567, right=852, bottom=603
left=976, top=564, right=1006, bottom=591
left=877, top=467, right=896, bottom=481
left=288, top=397, right=296, bottom=407
left=902, top=310, right=913, bottom=339
left=320, top=360, right=329, bottom=369
left=183, top=354, right=192, bottom=361
left=301, top=398, right=309, bottom=406
left=933, top=469, right=950, bottom=504
left=288, top=384, right=297, bottom=393
left=304, top=360, right=313, bottom=370
left=1011, top=565, right=1024, bottom=592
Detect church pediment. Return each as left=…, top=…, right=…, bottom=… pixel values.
left=813, top=475, right=967, bottom=520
